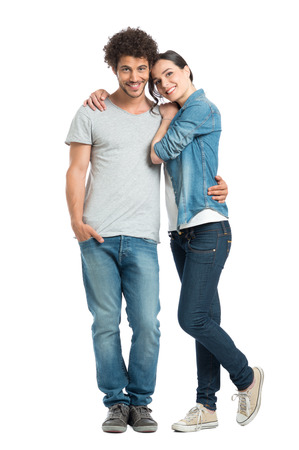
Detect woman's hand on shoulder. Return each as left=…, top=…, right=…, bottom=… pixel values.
left=83, top=89, right=110, bottom=111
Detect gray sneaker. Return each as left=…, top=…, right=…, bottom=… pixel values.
left=128, top=406, right=158, bottom=432
left=102, top=404, right=130, bottom=433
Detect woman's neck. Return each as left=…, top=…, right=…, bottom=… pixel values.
left=178, top=85, right=197, bottom=107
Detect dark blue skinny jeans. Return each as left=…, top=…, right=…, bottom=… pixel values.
left=170, top=221, right=253, bottom=410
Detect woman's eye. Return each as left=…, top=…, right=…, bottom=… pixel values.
left=155, top=80, right=161, bottom=86
left=166, top=72, right=173, bottom=77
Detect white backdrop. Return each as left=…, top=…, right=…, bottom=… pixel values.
left=1, top=1, right=298, bottom=448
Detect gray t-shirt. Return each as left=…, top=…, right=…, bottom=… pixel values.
left=66, top=99, right=162, bottom=242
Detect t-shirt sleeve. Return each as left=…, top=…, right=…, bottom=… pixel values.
left=65, top=107, right=92, bottom=146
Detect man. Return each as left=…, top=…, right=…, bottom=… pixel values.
left=65, top=27, right=228, bottom=434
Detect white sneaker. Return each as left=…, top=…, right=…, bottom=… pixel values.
left=172, top=404, right=218, bottom=432
left=232, top=367, right=264, bottom=426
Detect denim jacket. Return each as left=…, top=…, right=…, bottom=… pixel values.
left=154, top=89, right=229, bottom=229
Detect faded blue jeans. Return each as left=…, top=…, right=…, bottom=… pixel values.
left=79, top=235, right=160, bottom=408
left=170, top=221, right=253, bottom=410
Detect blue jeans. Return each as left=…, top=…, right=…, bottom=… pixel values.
left=79, top=236, right=160, bottom=407
left=170, top=221, right=253, bottom=410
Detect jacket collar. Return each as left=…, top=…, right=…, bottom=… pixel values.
left=182, top=89, right=205, bottom=109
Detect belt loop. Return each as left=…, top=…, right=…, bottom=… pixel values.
left=221, top=221, right=227, bottom=234
left=185, top=228, right=195, bottom=240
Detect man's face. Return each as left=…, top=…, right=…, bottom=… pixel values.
left=113, top=55, right=150, bottom=98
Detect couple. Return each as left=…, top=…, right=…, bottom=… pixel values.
left=65, top=27, right=263, bottom=433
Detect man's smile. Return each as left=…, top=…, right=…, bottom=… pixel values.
left=127, top=82, right=143, bottom=90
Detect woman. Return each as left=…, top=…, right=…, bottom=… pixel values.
left=149, top=51, right=263, bottom=432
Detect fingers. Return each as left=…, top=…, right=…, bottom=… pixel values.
left=208, top=187, right=228, bottom=195
left=215, top=175, right=227, bottom=190
left=75, top=223, right=104, bottom=243
left=83, top=90, right=110, bottom=112
left=82, top=97, right=96, bottom=111
left=208, top=190, right=228, bottom=202
left=87, top=95, right=97, bottom=111
left=208, top=177, right=228, bottom=202
left=208, top=175, right=228, bottom=203
left=83, top=98, right=95, bottom=110
left=87, top=225, right=104, bottom=243
left=211, top=195, right=226, bottom=202
left=95, top=89, right=110, bottom=101
left=93, top=232, right=104, bottom=244
left=90, top=92, right=106, bottom=112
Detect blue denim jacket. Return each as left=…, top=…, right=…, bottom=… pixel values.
left=154, top=89, right=229, bottom=229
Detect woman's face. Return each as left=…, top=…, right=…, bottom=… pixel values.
left=151, top=59, right=193, bottom=106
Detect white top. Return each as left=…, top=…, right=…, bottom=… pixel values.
left=164, top=168, right=227, bottom=231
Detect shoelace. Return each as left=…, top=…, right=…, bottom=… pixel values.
left=133, top=406, right=152, bottom=418
left=231, top=392, right=251, bottom=416
left=109, top=404, right=128, bottom=418
left=184, top=406, right=204, bottom=431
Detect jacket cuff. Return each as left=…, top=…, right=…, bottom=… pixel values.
left=154, top=141, right=171, bottom=162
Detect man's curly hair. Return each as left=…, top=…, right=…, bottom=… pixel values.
left=103, top=27, right=158, bottom=69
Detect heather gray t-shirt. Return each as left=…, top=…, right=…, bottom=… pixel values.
left=66, top=99, right=162, bottom=242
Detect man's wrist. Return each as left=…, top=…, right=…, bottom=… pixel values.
left=71, top=218, right=84, bottom=230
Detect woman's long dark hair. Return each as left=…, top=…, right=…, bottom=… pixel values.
left=148, top=50, right=194, bottom=107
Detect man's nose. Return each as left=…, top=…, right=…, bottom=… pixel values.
left=130, top=70, right=139, bottom=81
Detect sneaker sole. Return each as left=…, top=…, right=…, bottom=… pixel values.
left=172, top=421, right=218, bottom=432
left=102, top=425, right=127, bottom=433
left=238, top=366, right=264, bottom=426
left=132, top=425, right=157, bottom=433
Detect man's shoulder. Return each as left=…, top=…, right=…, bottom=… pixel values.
left=75, top=104, right=103, bottom=119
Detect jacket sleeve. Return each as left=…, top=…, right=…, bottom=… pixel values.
left=154, top=101, right=217, bottom=162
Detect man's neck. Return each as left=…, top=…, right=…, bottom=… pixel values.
left=109, top=89, right=153, bottom=115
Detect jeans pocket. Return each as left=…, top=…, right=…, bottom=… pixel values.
left=78, top=237, right=94, bottom=247
left=214, top=233, right=232, bottom=268
left=142, top=238, right=157, bottom=245
left=187, top=230, right=218, bottom=254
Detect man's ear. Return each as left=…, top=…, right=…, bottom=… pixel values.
left=112, top=66, right=117, bottom=75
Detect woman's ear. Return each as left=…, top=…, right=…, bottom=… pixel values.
left=184, top=65, right=191, bottom=78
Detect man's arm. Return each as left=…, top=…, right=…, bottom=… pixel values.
left=66, top=143, right=104, bottom=243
